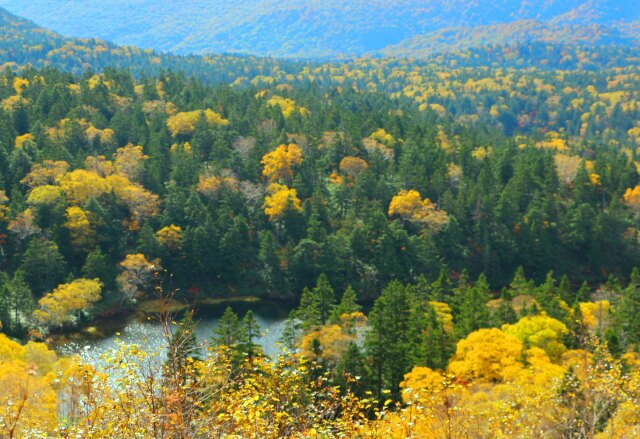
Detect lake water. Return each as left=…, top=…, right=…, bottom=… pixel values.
left=56, top=300, right=293, bottom=366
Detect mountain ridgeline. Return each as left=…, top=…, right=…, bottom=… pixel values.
left=0, top=0, right=637, bottom=58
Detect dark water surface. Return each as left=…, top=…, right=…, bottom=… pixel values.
left=56, top=300, right=293, bottom=365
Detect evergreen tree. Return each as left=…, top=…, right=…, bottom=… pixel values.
left=213, top=307, right=242, bottom=348
left=617, top=268, right=640, bottom=350
left=456, top=274, right=492, bottom=337
left=365, top=281, right=416, bottom=401
left=19, top=238, right=66, bottom=296
left=239, top=310, right=262, bottom=362
left=329, top=285, right=361, bottom=324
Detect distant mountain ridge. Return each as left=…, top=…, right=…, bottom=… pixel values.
left=0, top=0, right=636, bottom=58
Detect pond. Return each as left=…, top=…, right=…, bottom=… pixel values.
left=56, top=299, right=294, bottom=366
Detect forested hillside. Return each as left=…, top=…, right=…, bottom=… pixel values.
left=1, top=7, right=640, bottom=439
left=0, top=0, right=636, bottom=57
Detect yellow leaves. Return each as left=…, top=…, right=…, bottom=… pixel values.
left=263, top=184, right=303, bottom=221
left=84, top=154, right=114, bottom=177
left=0, top=359, right=58, bottom=435
left=117, top=254, right=159, bottom=301
left=339, top=156, right=368, bottom=177
left=34, top=279, right=102, bottom=326
left=105, top=174, right=160, bottom=223
left=13, top=77, right=30, bottom=94
left=300, top=324, right=351, bottom=365
left=58, top=169, right=111, bottom=204
left=65, top=206, right=95, bottom=251
left=429, top=103, right=447, bottom=115
left=589, top=172, right=602, bottom=186
left=363, top=130, right=395, bottom=161
left=87, top=74, right=112, bottom=90
left=22, top=160, right=70, bottom=188
left=0, top=335, right=75, bottom=437
left=471, top=146, right=493, bottom=160
left=436, top=127, right=454, bottom=153
left=328, top=173, right=343, bottom=185
left=536, top=132, right=569, bottom=152
left=628, top=127, right=640, bottom=143
left=113, top=144, right=148, bottom=181
left=2, top=95, right=28, bottom=112
left=446, top=163, right=463, bottom=183
left=0, top=333, right=25, bottom=362
left=7, top=209, right=41, bottom=240
left=85, top=125, right=115, bottom=146
left=579, top=300, right=611, bottom=332
left=623, top=185, right=640, bottom=213
left=15, top=133, right=35, bottom=148
left=261, top=143, right=303, bottom=183
left=447, top=328, right=523, bottom=383
left=370, top=128, right=394, bottom=145
left=388, top=189, right=449, bottom=231
left=37, top=164, right=160, bottom=227
left=27, top=185, right=63, bottom=206
left=197, top=174, right=239, bottom=198
left=429, top=301, right=454, bottom=333
left=156, top=225, right=182, bottom=250
left=400, top=366, right=447, bottom=402
left=502, top=314, right=568, bottom=362
left=166, top=109, right=229, bottom=136
left=266, top=95, right=309, bottom=118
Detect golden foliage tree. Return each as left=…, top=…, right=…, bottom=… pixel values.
left=21, top=160, right=70, bottom=188
left=116, top=254, right=159, bottom=301
left=34, top=278, right=102, bottom=326
left=388, top=189, right=449, bottom=231
left=447, top=328, right=523, bottom=383
left=339, top=156, right=369, bottom=177
left=113, top=144, right=148, bottom=181
left=261, top=143, right=303, bottom=183
left=65, top=206, right=96, bottom=252
left=502, top=313, right=569, bottom=361
left=58, top=169, right=111, bottom=205
left=263, top=183, right=303, bottom=221
left=156, top=225, right=182, bottom=250
left=166, top=109, right=229, bottom=136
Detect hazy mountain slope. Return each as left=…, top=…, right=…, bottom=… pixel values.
left=0, top=0, right=636, bottom=58
left=382, top=19, right=638, bottom=58
left=0, top=7, right=311, bottom=83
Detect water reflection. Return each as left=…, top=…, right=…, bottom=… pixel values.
left=58, top=300, right=292, bottom=366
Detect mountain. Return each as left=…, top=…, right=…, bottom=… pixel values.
left=0, top=6, right=637, bottom=84
left=0, top=7, right=310, bottom=83
left=0, top=0, right=637, bottom=58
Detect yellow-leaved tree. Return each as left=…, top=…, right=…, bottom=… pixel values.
left=58, top=169, right=111, bottom=204
left=388, top=189, right=449, bottom=231
left=261, top=143, right=303, bottom=183
left=166, top=109, right=229, bottom=136
left=113, top=144, right=148, bottom=181
left=34, top=278, right=102, bottom=326
left=116, top=253, right=159, bottom=301
left=263, top=183, right=303, bottom=221
left=502, top=313, right=569, bottom=362
left=156, top=225, right=183, bottom=250
left=21, top=160, right=70, bottom=188
left=27, top=185, right=63, bottom=207
left=338, top=156, right=369, bottom=178
left=197, top=175, right=239, bottom=199
left=65, top=206, right=96, bottom=252
left=0, top=335, right=58, bottom=436
left=447, top=327, right=523, bottom=383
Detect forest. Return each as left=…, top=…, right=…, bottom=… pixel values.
left=0, top=6, right=639, bottom=437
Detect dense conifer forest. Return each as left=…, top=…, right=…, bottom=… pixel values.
left=0, top=5, right=640, bottom=438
